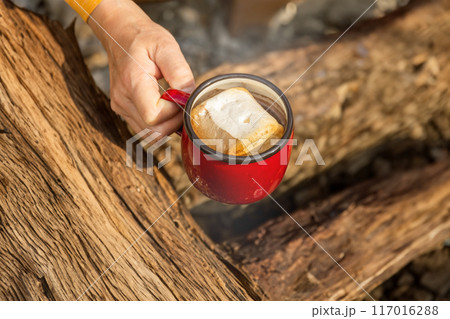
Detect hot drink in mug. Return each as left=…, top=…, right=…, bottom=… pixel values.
left=160, top=73, right=293, bottom=204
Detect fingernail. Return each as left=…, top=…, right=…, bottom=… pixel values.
left=180, top=83, right=196, bottom=94
left=157, top=98, right=172, bottom=109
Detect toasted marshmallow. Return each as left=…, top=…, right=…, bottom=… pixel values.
left=191, top=87, right=284, bottom=156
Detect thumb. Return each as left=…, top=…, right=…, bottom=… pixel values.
left=133, top=74, right=180, bottom=126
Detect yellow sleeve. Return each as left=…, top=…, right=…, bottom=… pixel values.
left=65, top=0, right=103, bottom=22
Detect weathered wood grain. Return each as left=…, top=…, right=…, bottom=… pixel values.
left=0, top=0, right=262, bottom=300
left=159, top=0, right=450, bottom=241
left=1, top=0, right=449, bottom=302
left=226, top=160, right=450, bottom=300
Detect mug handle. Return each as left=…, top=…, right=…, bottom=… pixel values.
left=160, top=89, right=191, bottom=136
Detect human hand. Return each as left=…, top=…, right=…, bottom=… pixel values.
left=88, top=0, right=195, bottom=135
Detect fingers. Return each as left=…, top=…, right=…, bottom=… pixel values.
left=152, top=35, right=195, bottom=92
left=131, top=72, right=172, bottom=124
left=122, top=110, right=182, bottom=137
left=113, top=95, right=182, bottom=137
left=115, top=100, right=147, bottom=133
left=150, top=111, right=183, bottom=136
left=122, top=115, right=144, bottom=136
left=122, top=50, right=182, bottom=127
left=109, top=26, right=193, bottom=136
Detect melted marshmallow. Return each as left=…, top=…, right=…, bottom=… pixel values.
left=203, top=88, right=273, bottom=139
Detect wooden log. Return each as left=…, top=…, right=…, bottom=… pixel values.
left=0, top=0, right=262, bottom=300
left=2, top=0, right=448, bottom=302
left=225, top=160, right=450, bottom=300
left=160, top=0, right=450, bottom=241
left=202, top=0, right=450, bottom=197
left=228, top=0, right=294, bottom=34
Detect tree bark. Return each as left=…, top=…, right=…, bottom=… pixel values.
left=156, top=0, right=450, bottom=300
left=0, top=0, right=262, bottom=301
left=1, top=0, right=449, bottom=301
left=225, top=160, right=450, bottom=300
left=163, top=0, right=450, bottom=241
left=201, top=0, right=450, bottom=197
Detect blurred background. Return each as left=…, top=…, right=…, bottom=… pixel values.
left=12, top=0, right=449, bottom=301
left=14, top=0, right=407, bottom=93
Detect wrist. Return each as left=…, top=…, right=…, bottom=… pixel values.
left=88, top=0, right=121, bottom=44
left=88, top=0, right=152, bottom=53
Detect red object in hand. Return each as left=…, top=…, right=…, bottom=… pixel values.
left=160, top=74, right=293, bottom=205
left=161, top=89, right=191, bottom=136
left=161, top=89, right=191, bottom=108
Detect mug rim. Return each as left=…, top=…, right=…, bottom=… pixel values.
left=184, top=73, right=293, bottom=164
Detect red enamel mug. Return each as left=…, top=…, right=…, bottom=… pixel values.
left=161, top=73, right=294, bottom=205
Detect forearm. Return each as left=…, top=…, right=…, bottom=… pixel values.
left=65, top=0, right=149, bottom=26
left=85, top=0, right=159, bottom=56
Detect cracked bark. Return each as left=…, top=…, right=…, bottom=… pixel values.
left=0, top=0, right=262, bottom=301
